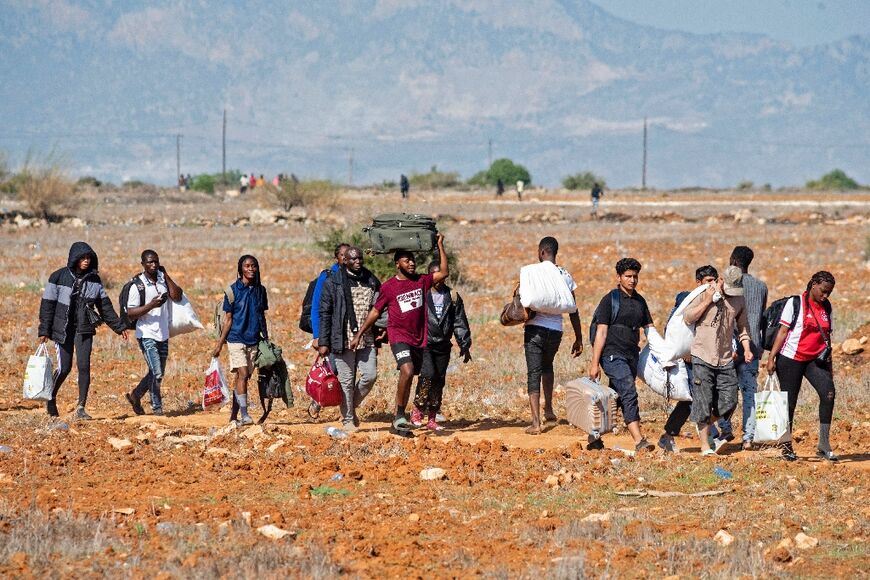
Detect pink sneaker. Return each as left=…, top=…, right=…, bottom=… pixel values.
left=427, top=418, right=444, bottom=432
left=410, top=407, right=424, bottom=426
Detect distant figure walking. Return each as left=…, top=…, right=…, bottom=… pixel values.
left=240, top=174, right=249, bottom=195
left=516, top=180, right=524, bottom=201
left=400, top=174, right=410, bottom=199
left=178, top=174, right=187, bottom=192
left=496, top=179, right=504, bottom=197
left=591, top=182, right=603, bottom=219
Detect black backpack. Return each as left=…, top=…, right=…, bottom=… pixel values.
left=118, top=275, right=146, bottom=330
left=589, top=289, right=620, bottom=346
left=298, top=271, right=325, bottom=334
left=760, top=296, right=800, bottom=351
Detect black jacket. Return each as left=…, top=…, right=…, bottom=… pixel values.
left=427, top=286, right=472, bottom=351
left=38, top=242, right=126, bottom=343
left=319, top=266, right=381, bottom=354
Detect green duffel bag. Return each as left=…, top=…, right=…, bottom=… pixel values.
left=364, top=213, right=437, bottom=254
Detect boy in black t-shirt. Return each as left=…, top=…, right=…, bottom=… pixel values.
left=589, top=258, right=655, bottom=452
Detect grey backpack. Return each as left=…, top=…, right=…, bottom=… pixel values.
left=364, top=213, right=437, bottom=254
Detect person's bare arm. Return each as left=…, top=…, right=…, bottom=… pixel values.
left=431, top=234, right=449, bottom=285
left=736, top=303, right=753, bottom=363
left=162, top=268, right=183, bottom=301
left=568, top=300, right=583, bottom=357
left=211, top=311, right=233, bottom=358
left=588, top=325, right=608, bottom=380
left=348, top=307, right=382, bottom=350
left=766, top=325, right=789, bottom=374
left=683, top=283, right=718, bottom=324
left=127, top=294, right=167, bottom=319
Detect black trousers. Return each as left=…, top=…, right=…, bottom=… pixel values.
left=53, top=330, right=93, bottom=407
left=413, top=344, right=452, bottom=414
left=776, top=355, right=835, bottom=427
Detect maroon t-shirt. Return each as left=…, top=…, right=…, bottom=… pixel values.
left=374, top=273, right=433, bottom=347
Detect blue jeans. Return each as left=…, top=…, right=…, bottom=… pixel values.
left=133, top=338, right=168, bottom=412
left=714, top=358, right=758, bottom=442
left=600, top=354, right=640, bottom=424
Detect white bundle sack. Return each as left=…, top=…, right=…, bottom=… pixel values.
left=639, top=328, right=692, bottom=400
left=23, top=343, right=55, bottom=401
left=169, top=293, right=205, bottom=338
left=519, top=261, right=576, bottom=315
left=661, top=284, right=710, bottom=361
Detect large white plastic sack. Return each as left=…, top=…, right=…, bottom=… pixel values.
left=661, top=284, right=710, bottom=361
left=169, top=293, right=205, bottom=337
left=518, top=261, right=576, bottom=314
left=638, top=343, right=692, bottom=401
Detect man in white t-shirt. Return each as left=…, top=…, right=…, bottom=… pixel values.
left=124, top=250, right=183, bottom=416
left=523, top=237, right=583, bottom=434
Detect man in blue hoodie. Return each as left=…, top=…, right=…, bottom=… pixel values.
left=311, top=243, right=349, bottom=349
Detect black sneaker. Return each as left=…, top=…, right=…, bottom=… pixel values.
left=781, top=444, right=797, bottom=462
left=816, top=449, right=839, bottom=462
left=125, top=392, right=145, bottom=416
left=635, top=438, right=655, bottom=452
left=75, top=406, right=93, bottom=421
left=46, top=400, right=59, bottom=417
left=586, top=438, right=605, bottom=451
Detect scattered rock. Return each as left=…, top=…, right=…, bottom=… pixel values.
left=582, top=512, right=611, bottom=524
left=257, top=524, right=295, bottom=540
left=241, top=425, right=264, bottom=439
left=112, top=507, right=135, bottom=515
left=155, top=522, right=178, bottom=535
left=787, top=478, right=800, bottom=492
left=217, top=520, right=232, bottom=537
left=180, top=435, right=208, bottom=443
left=205, top=447, right=239, bottom=458
left=545, top=475, right=560, bottom=488
left=714, top=529, right=735, bottom=546
left=860, top=336, right=868, bottom=345
left=267, top=441, right=285, bottom=453
left=841, top=339, right=864, bottom=355
left=420, top=468, right=447, bottom=481
left=771, top=538, right=794, bottom=562
left=408, top=513, right=420, bottom=523
left=241, top=512, right=252, bottom=526
left=155, top=429, right=181, bottom=439
left=107, top=437, right=132, bottom=450
left=794, top=532, right=818, bottom=550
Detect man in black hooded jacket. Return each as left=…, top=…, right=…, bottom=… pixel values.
left=38, top=241, right=128, bottom=419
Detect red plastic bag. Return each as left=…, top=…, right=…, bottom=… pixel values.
left=203, top=357, right=231, bottom=410
left=305, top=357, right=342, bottom=408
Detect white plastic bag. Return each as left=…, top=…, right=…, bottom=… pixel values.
left=661, top=284, right=710, bottom=361
left=754, top=374, right=791, bottom=444
left=23, top=344, right=54, bottom=401
left=638, top=344, right=692, bottom=401
left=518, top=261, right=576, bottom=314
left=169, top=293, right=205, bottom=338
left=202, top=357, right=231, bottom=410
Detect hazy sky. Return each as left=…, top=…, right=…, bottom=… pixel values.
left=589, top=0, right=870, bottom=46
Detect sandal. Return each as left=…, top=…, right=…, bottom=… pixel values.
left=524, top=425, right=542, bottom=435
left=390, top=416, right=414, bottom=438
left=543, top=415, right=558, bottom=427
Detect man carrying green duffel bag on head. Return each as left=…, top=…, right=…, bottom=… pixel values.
left=364, top=213, right=437, bottom=254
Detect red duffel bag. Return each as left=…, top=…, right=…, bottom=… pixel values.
left=305, top=357, right=342, bottom=408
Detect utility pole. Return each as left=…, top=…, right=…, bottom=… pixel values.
left=222, top=108, right=227, bottom=186
left=642, top=117, right=648, bottom=190
left=348, top=147, right=354, bottom=186
left=488, top=137, right=493, bottom=168
left=176, top=134, right=182, bottom=181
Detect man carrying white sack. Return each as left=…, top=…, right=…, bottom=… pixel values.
left=519, top=236, right=583, bottom=435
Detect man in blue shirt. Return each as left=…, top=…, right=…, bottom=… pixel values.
left=311, top=244, right=349, bottom=349
left=212, top=255, right=268, bottom=425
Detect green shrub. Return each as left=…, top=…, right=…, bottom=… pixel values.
left=408, top=165, right=461, bottom=189
left=737, top=180, right=754, bottom=191
left=189, top=170, right=243, bottom=194
left=468, top=158, right=531, bottom=187
left=316, top=225, right=466, bottom=285
left=806, top=169, right=861, bottom=191
left=76, top=176, right=102, bottom=188
left=562, top=171, right=606, bottom=190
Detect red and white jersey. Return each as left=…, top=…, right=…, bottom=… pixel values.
left=779, top=292, right=832, bottom=362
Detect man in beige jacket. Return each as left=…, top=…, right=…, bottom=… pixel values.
left=683, top=266, right=752, bottom=455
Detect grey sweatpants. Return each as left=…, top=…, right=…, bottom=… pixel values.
left=689, top=357, right=738, bottom=424
left=334, top=346, right=377, bottom=423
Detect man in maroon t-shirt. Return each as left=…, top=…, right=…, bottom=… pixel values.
left=351, top=233, right=448, bottom=436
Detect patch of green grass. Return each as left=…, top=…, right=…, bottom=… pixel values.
left=310, top=485, right=351, bottom=498
left=827, top=544, right=870, bottom=560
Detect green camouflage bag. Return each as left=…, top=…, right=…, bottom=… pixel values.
left=364, top=213, right=437, bottom=254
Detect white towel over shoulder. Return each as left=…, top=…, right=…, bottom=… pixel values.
left=519, top=261, right=576, bottom=315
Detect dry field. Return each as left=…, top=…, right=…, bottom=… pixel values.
left=0, top=187, right=869, bottom=578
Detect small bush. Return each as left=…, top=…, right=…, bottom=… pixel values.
left=189, top=170, right=243, bottom=194
left=75, top=175, right=102, bottom=188
left=737, top=180, right=753, bottom=191
left=408, top=165, right=461, bottom=189
left=274, top=179, right=339, bottom=212
left=562, top=171, right=606, bottom=190
left=15, top=150, right=75, bottom=221
left=806, top=169, right=861, bottom=190
left=468, top=158, right=531, bottom=187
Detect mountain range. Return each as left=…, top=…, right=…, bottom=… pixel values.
left=1, top=0, right=868, bottom=188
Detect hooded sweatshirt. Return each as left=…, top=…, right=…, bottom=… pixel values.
left=38, top=242, right=126, bottom=342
